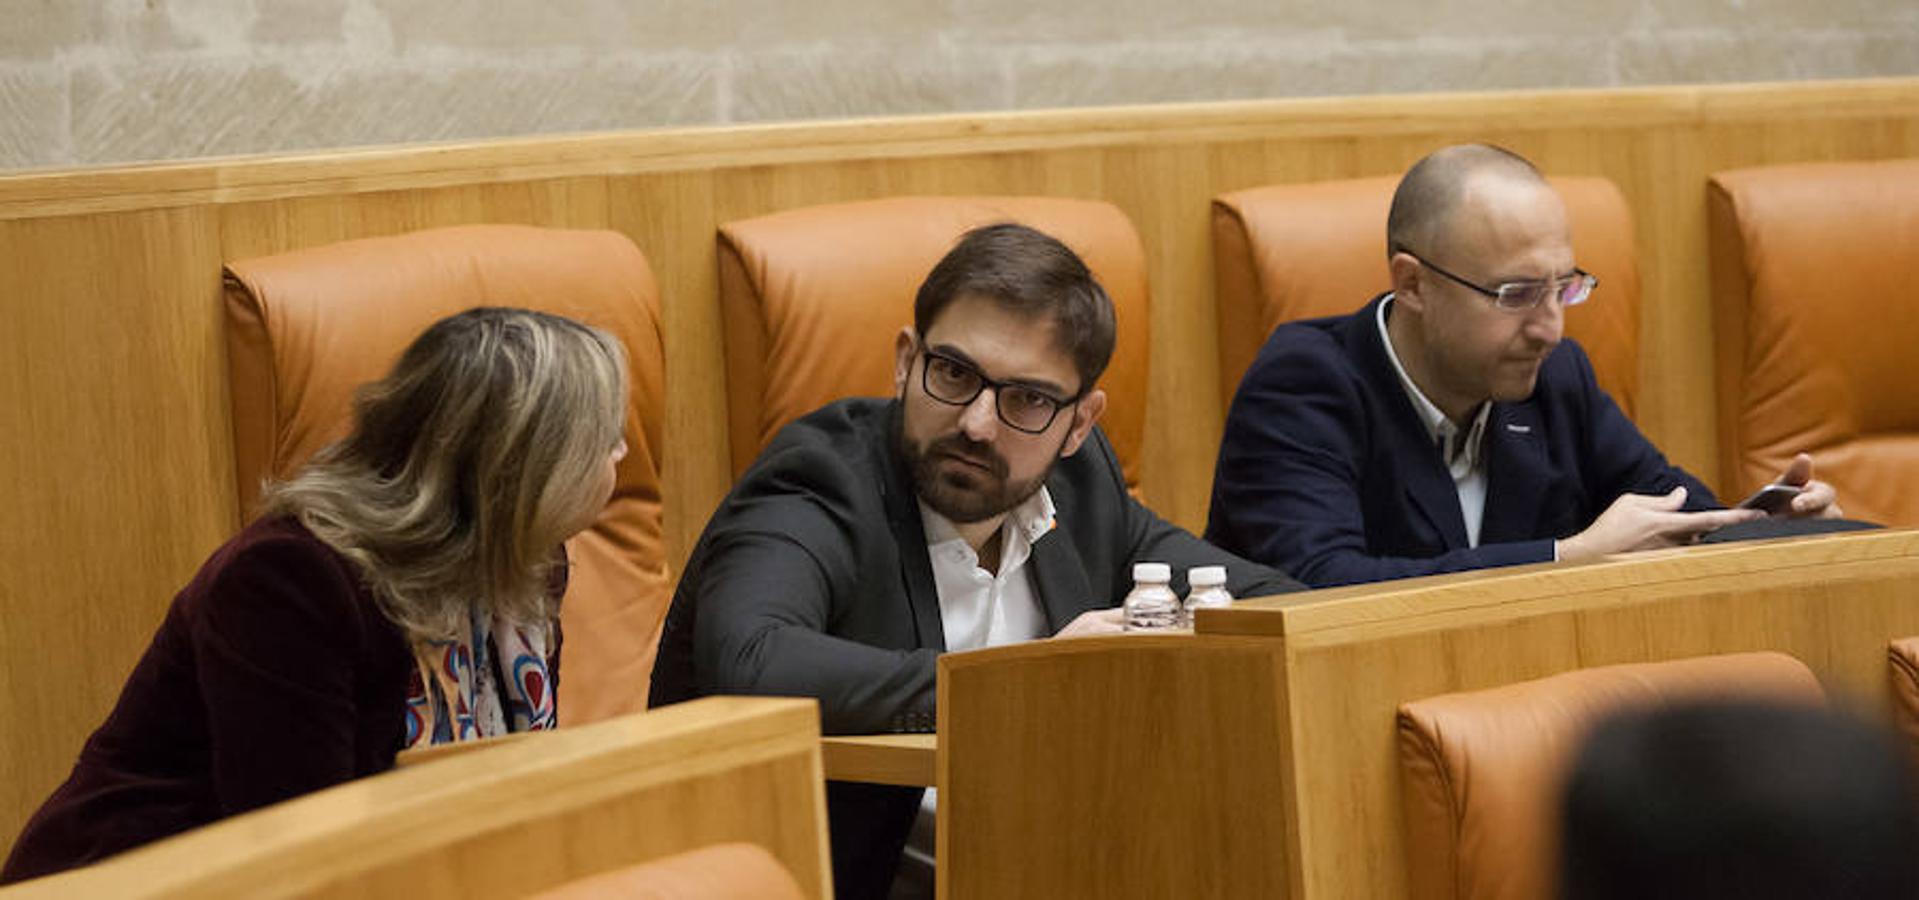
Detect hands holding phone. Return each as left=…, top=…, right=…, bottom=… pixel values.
left=1555, top=487, right=1760, bottom=561
left=1555, top=454, right=1844, bottom=562
left=1741, top=453, right=1842, bottom=519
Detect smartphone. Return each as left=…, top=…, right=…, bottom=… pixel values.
left=1737, top=483, right=1803, bottom=515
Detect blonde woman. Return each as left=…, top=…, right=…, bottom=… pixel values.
left=3, top=307, right=629, bottom=882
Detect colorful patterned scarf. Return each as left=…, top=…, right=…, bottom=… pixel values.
left=401, top=605, right=557, bottom=748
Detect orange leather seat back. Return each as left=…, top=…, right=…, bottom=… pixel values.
left=1710, top=160, right=1919, bottom=524
left=1891, top=637, right=1919, bottom=765
left=1396, top=652, right=1825, bottom=900
left=527, top=843, right=806, bottom=900
left=1212, top=175, right=1641, bottom=416
left=718, top=196, right=1151, bottom=487
left=223, top=224, right=667, bottom=723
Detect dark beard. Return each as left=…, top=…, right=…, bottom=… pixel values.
left=897, top=424, right=1058, bottom=525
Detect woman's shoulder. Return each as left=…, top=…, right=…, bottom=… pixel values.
left=179, top=515, right=377, bottom=632
left=207, top=515, right=355, bottom=577
left=162, top=518, right=410, bottom=718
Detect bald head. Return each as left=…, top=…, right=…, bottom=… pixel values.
left=1381, top=143, right=1572, bottom=422
left=1387, top=144, right=1548, bottom=259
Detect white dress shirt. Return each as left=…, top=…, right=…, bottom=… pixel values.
left=901, top=487, right=1060, bottom=897
left=918, top=486, right=1055, bottom=652
left=1377, top=296, right=1491, bottom=548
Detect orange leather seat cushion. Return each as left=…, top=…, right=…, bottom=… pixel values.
left=1710, top=159, right=1919, bottom=525
left=526, top=843, right=805, bottom=900
left=1891, top=637, right=1919, bottom=765
left=1396, top=651, right=1824, bottom=900
left=223, top=224, right=667, bottom=722
left=1212, top=175, right=1641, bottom=417
left=718, top=196, right=1151, bottom=488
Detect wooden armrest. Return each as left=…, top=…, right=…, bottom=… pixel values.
left=392, top=731, right=538, bottom=768
left=820, top=734, right=937, bottom=786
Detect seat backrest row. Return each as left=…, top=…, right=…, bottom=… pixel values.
left=1212, top=175, right=1643, bottom=418
left=1708, top=159, right=1919, bottom=528
left=1396, top=651, right=1826, bottom=900
left=222, top=198, right=1152, bottom=722
left=1401, top=638, right=1919, bottom=900
left=220, top=159, right=1919, bottom=718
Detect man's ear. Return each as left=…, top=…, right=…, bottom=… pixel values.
left=1059, top=388, right=1107, bottom=458
left=893, top=327, right=917, bottom=397
left=1388, top=252, right=1427, bottom=315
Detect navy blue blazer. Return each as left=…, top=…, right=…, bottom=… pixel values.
left=1206, top=294, right=1717, bottom=588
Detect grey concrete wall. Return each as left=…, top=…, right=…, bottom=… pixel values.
left=3, top=0, right=1918, bottom=171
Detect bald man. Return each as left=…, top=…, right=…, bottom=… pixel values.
left=1206, top=144, right=1839, bottom=588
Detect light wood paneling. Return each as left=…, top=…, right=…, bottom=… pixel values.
left=929, top=531, right=1919, bottom=899
left=392, top=732, right=535, bottom=769
left=820, top=734, right=936, bottom=787
left=0, top=206, right=235, bottom=855
left=608, top=171, right=726, bottom=567
left=937, top=634, right=1293, bottom=900
left=1205, top=528, right=1919, bottom=899
left=2, top=78, right=1917, bottom=857
left=0, top=697, right=831, bottom=900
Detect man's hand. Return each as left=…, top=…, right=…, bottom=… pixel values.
left=1053, top=608, right=1125, bottom=639
left=1772, top=453, right=1844, bottom=519
left=1555, top=487, right=1763, bottom=561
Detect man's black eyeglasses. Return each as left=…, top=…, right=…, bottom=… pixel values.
left=1403, top=250, right=1597, bottom=311
left=919, top=349, right=1079, bottom=434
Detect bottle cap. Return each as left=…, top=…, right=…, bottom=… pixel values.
left=1132, top=562, right=1171, bottom=582
left=1189, top=565, right=1227, bottom=587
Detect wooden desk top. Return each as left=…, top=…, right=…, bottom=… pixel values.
left=821, top=733, right=937, bottom=787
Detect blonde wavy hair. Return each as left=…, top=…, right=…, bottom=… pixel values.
left=261, top=307, right=629, bottom=641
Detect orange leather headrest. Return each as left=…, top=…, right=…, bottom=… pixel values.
left=223, top=224, right=668, bottom=721
left=1710, top=159, right=1919, bottom=525
left=1396, top=652, right=1824, bottom=900
left=718, top=196, right=1151, bottom=488
left=1213, top=175, right=1641, bottom=416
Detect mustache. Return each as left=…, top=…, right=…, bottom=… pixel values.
left=926, top=434, right=1007, bottom=478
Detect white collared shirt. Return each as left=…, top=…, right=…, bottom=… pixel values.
left=1377, top=296, right=1491, bottom=548
left=917, top=486, right=1056, bottom=653
left=909, top=488, right=1058, bottom=868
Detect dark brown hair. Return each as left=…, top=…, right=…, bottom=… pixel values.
left=913, top=222, right=1117, bottom=392
left=1559, top=700, right=1919, bottom=899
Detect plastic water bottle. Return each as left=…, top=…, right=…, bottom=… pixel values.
left=1123, top=562, right=1180, bottom=631
left=1183, top=565, right=1234, bottom=626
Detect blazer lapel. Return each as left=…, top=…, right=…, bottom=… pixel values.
left=1398, top=451, right=1470, bottom=552
left=1351, top=294, right=1470, bottom=551
left=877, top=402, right=947, bottom=652
left=1027, top=478, right=1095, bottom=633
left=1480, top=402, right=1555, bottom=543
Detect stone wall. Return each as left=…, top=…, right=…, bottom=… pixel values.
left=4, top=0, right=1918, bottom=171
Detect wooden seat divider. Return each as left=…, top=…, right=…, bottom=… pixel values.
left=0, top=697, right=831, bottom=900
left=931, top=528, right=1919, bottom=899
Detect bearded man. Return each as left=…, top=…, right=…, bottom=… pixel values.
left=651, top=222, right=1299, bottom=899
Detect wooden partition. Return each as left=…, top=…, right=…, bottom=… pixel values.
left=936, top=529, right=1919, bottom=898
left=4, top=78, right=1919, bottom=853
left=938, top=634, right=1292, bottom=899
left=0, top=696, right=831, bottom=899
left=1223, top=528, right=1919, bottom=899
